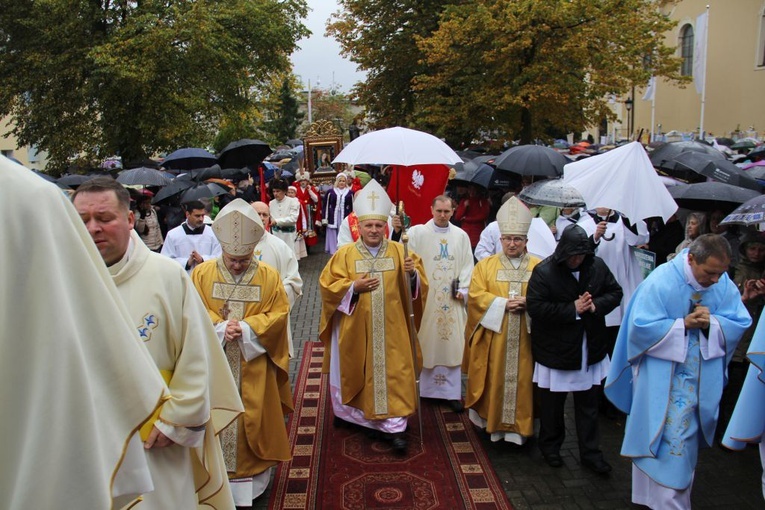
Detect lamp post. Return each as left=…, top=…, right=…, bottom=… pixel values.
left=625, top=97, right=634, bottom=140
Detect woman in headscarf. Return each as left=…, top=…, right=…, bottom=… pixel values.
left=322, top=172, right=353, bottom=254
left=667, top=211, right=707, bottom=261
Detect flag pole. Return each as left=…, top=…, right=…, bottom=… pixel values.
left=651, top=85, right=656, bottom=142
left=699, top=4, right=710, bottom=140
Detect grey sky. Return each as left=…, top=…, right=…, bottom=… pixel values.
left=290, top=0, right=366, bottom=93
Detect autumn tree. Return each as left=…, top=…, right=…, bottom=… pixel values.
left=306, top=88, right=355, bottom=136
left=327, top=0, right=450, bottom=128
left=0, top=0, right=309, bottom=170
left=329, top=0, right=686, bottom=146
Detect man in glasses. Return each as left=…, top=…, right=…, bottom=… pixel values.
left=463, top=197, right=539, bottom=445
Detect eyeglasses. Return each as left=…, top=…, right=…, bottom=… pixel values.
left=500, top=236, right=527, bottom=244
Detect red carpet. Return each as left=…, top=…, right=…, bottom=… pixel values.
left=269, top=342, right=513, bottom=509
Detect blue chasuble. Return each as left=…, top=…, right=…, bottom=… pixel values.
left=605, top=249, right=750, bottom=489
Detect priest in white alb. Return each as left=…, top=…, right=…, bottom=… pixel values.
left=72, top=177, right=243, bottom=510
left=407, top=194, right=474, bottom=412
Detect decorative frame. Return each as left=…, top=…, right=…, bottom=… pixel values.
left=303, top=120, right=345, bottom=185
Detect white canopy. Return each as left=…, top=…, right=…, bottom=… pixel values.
left=563, top=141, right=678, bottom=222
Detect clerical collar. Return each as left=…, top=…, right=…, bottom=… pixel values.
left=682, top=252, right=707, bottom=292
left=183, top=222, right=206, bottom=235
left=362, top=242, right=382, bottom=257
left=108, top=238, right=135, bottom=275
left=433, top=223, right=450, bottom=233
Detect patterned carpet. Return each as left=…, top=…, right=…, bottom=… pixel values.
left=268, top=342, right=513, bottom=510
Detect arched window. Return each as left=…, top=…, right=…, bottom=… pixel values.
left=680, top=24, right=694, bottom=76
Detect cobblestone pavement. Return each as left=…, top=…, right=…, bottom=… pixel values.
left=252, top=248, right=763, bottom=509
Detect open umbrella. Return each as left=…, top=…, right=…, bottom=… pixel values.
left=162, top=148, right=217, bottom=171
left=518, top=178, right=586, bottom=208
left=116, top=167, right=173, bottom=186
left=721, top=195, right=765, bottom=227
left=332, top=126, right=462, bottom=166
left=564, top=141, right=677, bottom=222
left=668, top=182, right=761, bottom=211
left=649, top=140, right=727, bottom=172
left=731, top=138, right=760, bottom=150
left=746, top=146, right=765, bottom=161
left=492, top=145, right=569, bottom=177
left=180, top=182, right=231, bottom=203
left=285, top=139, right=303, bottom=147
left=217, top=139, right=272, bottom=169
left=671, top=152, right=762, bottom=191
left=151, top=178, right=195, bottom=204
left=57, top=174, right=109, bottom=187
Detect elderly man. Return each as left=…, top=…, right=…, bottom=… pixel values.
left=251, top=201, right=303, bottom=357
left=269, top=178, right=300, bottom=255
left=72, top=178, right=242, bottom=510
left=1, top=159, right=167, bottom=509
left=407, top=195, right=474, bottom=412
left=161, top=199, right=222, bottom=272
left=464, top=197, right=540, bottom=444
left=319, top=179, right=428, bottom=453
left=527, top=224, right=623, bottom=474
left=191, top=199, right=293, bottom=506
left=606, top=234, right=750, bottom=509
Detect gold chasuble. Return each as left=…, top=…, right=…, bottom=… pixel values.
left=192, top=258, right=293, bottom=479
left=319, top=239, right=428, bottom=419
left=464, top=253, right=540, bottom=437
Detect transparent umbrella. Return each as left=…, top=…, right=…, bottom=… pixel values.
left=518, top=178, right=586, bottom=208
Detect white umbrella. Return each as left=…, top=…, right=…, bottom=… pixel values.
left=332, top=126, right=462, bottom=166
left=563, top=141, right=678, bottom=222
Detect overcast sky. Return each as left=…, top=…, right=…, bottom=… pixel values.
left=290, top=0, right=366, bottom=93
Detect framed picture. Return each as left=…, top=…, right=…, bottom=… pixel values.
left=304, top=135, right=344, bottom=184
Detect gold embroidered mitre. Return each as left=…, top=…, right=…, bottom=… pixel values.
left=353, top=179, right=392, bottom=222
left=212, top=198, right=264, bottom=256
left=497, top=196, right=532, bottom=235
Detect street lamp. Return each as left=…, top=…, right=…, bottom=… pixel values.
left=624, top=97, right=634, bottom=140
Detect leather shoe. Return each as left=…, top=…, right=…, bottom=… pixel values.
left=542, top=452, right=563, bottom=468
left=581, top=457, right=612, bottom=475
left=447, top=399, right=465, bottom=413
left=389, top=433, right=408, bottom=453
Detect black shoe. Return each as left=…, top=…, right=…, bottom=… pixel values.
left=389, top=433, right=408, bottom=453
left=447, top=399, right=465, bottom=413
left=542, top=452, right=563, bottom=468
left=581, top=457, right=612, bottom=475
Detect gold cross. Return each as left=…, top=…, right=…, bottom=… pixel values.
left=367, top=191, right=379, bottom=209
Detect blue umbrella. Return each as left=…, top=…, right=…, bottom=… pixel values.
left=162, top=148, right=217, bottom=171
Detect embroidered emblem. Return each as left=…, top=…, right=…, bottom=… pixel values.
left=137, top=314, right=159, bottom=342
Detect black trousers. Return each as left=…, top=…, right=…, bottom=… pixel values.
left=537, top=385, right=604, bottom=463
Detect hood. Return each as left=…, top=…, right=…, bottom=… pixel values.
left=553, top=224, right=593, bottom=264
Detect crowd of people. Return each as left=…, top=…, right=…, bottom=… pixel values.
left=6, top=148, right=765, bottom=510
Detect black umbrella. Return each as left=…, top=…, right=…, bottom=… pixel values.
left=715, top=137, right=736, bottom=148
left=746, top=146, right=765, bottom=161
left=57, top=174, right=107, bottom=187
left=721, top=195, right=765, bottom=227
left=190, top=164, right=223, bottom=182
left=217, top=139, right=272, bottom=169
left=671, top=152, right=762, bottom=191
left=669, top=182, right=761, bottom=211
left=180, top=182, right=231, bottom=203
left=32, top=169, right=57, bottom=183
left=649, top=140, right=727, bottom=172
left=492, top=145, right=569, bottom=177
left=116, top=167, right=173, bottom=186
left=453, top=163, right=512, bottom=190
left=152, top=178, right=195, bottom=204
left=162, top=148, right=217, bottom=171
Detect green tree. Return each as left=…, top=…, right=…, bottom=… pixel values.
left=308, top=88, right=354, bottom=136
left=266, top=76, right=305, bottom=143
left=0, top=0, right=309, bottom=170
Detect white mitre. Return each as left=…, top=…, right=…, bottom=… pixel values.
left=212, top=198, right=264, bottom=255
left=353, top=178, right=392, bottom=222
left=497, top=196, right=532, bottom=235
